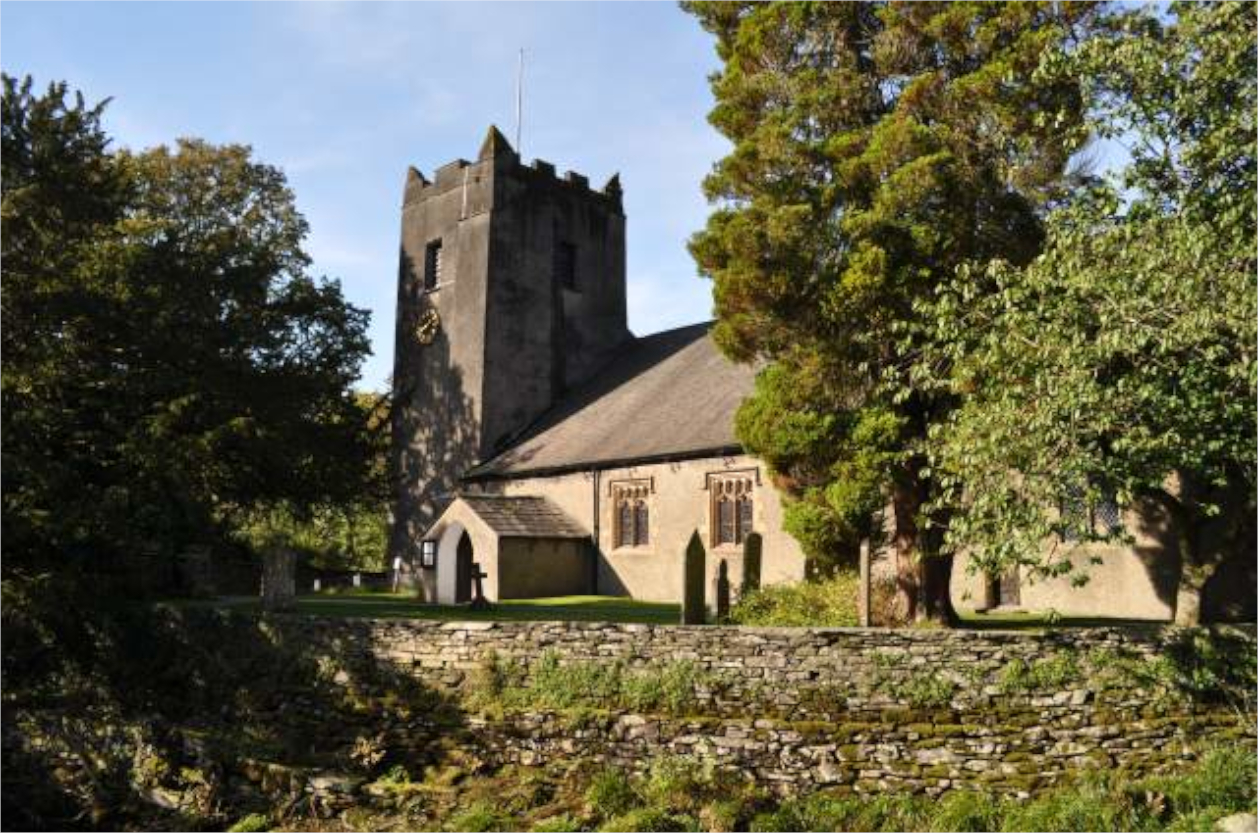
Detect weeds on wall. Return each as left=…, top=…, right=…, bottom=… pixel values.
left=392, top=745, right=1257, bottom=833
left=466, top=649, right=724, bottom=718
left=996, top=654, right=1080, bottom=694
left=866, top=650, right=961, bottom=709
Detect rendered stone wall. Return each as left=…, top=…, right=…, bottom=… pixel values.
left=482, top=455, right=807, bottom=604
left=287, top=618, right=1256, bottom=797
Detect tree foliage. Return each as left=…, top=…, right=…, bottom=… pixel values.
left=233, top=392, right=391, bottom=571
left=917, top=2, right=1256, bottom=624
left=2, top=74, right=381, bottom=571
left=683, top=1, right=1098, bottom=618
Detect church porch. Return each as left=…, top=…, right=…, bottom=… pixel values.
left=419, top=494, right=592, bottom=604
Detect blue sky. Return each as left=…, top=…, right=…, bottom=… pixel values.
left=2, top=2, right=729, bottom=391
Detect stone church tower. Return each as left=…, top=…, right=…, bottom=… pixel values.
left=389, top=127, right=630, bottom=563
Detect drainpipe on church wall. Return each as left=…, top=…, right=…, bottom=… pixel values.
left=590, top=468, right=600, bottom=594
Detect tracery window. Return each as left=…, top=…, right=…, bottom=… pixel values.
left=711, top=473, right=754, bottom=547
left=1059, top=485, right=1122, bottom=542
left=613, top=482, right=650, bottom=547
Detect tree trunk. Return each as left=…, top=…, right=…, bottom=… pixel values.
left=891, top=474, right=922, bottom=625
left=1144, top=474, right=1248, bottom=627
left=921, top=550, right=959, bottom=626
left=1165, top=486, right=1217, bottom=627
left=1173, top=576, right=1203, bottom=626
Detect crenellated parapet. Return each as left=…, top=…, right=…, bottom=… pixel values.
left=402, top=126, right=623, bottom=212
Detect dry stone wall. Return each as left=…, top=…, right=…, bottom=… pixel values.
left=283, top=618, right=1255, bottom=797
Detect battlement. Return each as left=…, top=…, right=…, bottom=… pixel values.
left=404, top=126, right=622, bottom=212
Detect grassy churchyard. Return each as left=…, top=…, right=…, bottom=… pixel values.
left=183, top=592, right=682, bottom=625
left=179, top=589, right=1162, bottom=632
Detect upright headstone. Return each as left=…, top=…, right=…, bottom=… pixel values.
left=261, top=547, right=297, bottom=611
left=859, top=539, right=871, bottom=627
left=715, top=559, right=731, bottom=624
left=178, top=545, right=215, bottom=598
left=682, top=531, right=707, bottom=625
left=741, top=532, right=763, bottom=596
left=352, top=572, right=362, bottom=589
left=468, top=562, right=491, bottom=611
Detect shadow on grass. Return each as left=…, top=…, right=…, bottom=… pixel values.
left=2, top=572, right=466, bottom=831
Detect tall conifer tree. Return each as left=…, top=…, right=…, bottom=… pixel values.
left=684, top=2, right=1100, bottom=621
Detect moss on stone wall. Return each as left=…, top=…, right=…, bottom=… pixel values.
left=3, top=595, right=1254, bottom=829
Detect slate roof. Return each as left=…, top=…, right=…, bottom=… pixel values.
left=459, top=494, right=588, bottom=538
left=467, top=322, right=755, bottom=479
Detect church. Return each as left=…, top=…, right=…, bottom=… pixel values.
left=388, top=127, right=1251, bottom=621
left=387, top=126, right=804, bottom=607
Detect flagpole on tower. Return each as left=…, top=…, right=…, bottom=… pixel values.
left=515, top=48, right=524, bottom=156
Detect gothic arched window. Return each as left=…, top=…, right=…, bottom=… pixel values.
left=633, top=501, right=649, bottom=546
left=618, top=500, right=634, bottom=547
left=711, top=473, right=755, bottom=547
left=717, top=496, right=735, bottom=545
left=737, top=493, right=753, bottom=542
left=613, top=481, right=651, bottom=548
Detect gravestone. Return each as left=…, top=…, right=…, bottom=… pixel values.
left=682, top=531, right=706, bottom=625
left=177, top=545, right=215, bottom=598
left=859, top=539, right=871, bottom=627
left=468, top=562, right=490, bottom=611
left=261, top=548, right=297, bottom=611
left=715, top=559, right=731, bottom=623
left=741, top=532, right=762, bottom=596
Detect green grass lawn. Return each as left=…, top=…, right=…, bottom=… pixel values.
left=957, top=609, right=1166, bottom=630
left=173, top=591, right=1163, bottom=629
left=180, top=592, right=681, bottom=624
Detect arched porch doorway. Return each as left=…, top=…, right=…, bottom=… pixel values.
left=436, top=521, right=475, bottom=604
left=455, top=531, right=473, bottom=603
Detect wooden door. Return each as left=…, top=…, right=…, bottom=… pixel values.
left=455, top=532, right=473, bottom=603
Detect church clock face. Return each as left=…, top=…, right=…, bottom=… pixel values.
left=415, top=308, right=441, bottom=345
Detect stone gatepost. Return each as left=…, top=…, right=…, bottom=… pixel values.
left=261, top=548, right=297, bottom=611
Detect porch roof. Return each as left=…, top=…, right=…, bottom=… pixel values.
left=455, top=494, right=588, bottom=539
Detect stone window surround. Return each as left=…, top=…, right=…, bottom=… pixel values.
left=609, top=478, right=652, bottom=551
left=1058, top=485, right=1123, bottom=542
left=705, top=468, right=759, bottom=551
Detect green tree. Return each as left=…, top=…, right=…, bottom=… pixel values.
left=2, top=75, right=379, bottom=572
left=3, top=75, right=134, bottom=564
left=235, top=391, right=391, bottom=571
left=918, top=2, right=1256, bottom=625
left=684, top=1, right=1099, bottom=621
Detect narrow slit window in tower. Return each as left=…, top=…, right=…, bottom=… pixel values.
left=424, top=239, right=443, bottom=290
left=555, top=240, right=577, bottom=291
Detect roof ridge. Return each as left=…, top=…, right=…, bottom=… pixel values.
left=476, top=321, right=719, bottom=469
left=465, top=323, right=755, bottom=480
left=630, top=319, right=714, bottom=341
